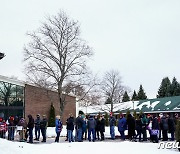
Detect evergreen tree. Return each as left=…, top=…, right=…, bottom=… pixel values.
left=177, top=83, right=180, bottom=96
left=131, top=90, right=138, bottom=101
left=157, top=77, right=171, bottom=98
left=170, top=77, right=180, bottom=96
left=48, top=104, right=55, bottom=127
left=122, top=91, right=130, bottom=102
left=137, top=85, right=147, bottom=100
left=104, top=112, right=109, bottom=126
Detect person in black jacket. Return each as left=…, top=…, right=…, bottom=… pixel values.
left=135, top=115, right=142, bottom=142
left=99, top=115, right=105, bottom=141
left=27, top=114, right=34, bottom=143
left=151, top=115, right=159, bottom=143
left=34, top=114, right=41, bottom=141
left=160, top=114, right=168, bottom=141
left=167, top=114, right=175, bottom=141
left=127, top=114, right=136, bottom=141
left=75, top=114, right=84, bottom=142
left=40, top=115, right=47, bottom=142
left=67, top=114, right=74, bottom=142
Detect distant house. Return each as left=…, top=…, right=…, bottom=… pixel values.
left=79, top=96, right=180, bottom=116
left=0, top=75, right=77, bottom=124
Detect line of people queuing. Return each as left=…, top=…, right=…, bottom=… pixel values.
left=54, top=113, right=106, bottom=143
left=116, top=112, right=179, bottom=143
left=0, top=114, right=48, bottom=143
left=56, top=112, right=179, bottom=143
left=1, top=112, right=179, bottom=144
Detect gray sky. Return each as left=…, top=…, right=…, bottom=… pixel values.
left=0, top=0, right=180, bottom=98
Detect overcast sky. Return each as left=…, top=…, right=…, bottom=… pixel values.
left=0, top=0, right=180, bottom=99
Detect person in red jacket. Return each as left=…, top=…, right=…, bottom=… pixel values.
left=0, top=118, right=7, bottom=138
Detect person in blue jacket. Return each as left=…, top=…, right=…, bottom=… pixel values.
left=118, top=114, right=126, bottom=140
left=55, top=115, right=63, bottom=142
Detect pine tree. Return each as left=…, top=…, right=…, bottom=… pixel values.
left=104, top=112, right=109, bottom=126
left=122, top=91, right=130, bottom=102
left=131, top=90, right=138, bottom=101
left=157, top=77, right=171, bottom=98
left=170, top=77, right=180, bottom=96
left=48, top=104, right=55, bottom=127
left=137, top=85, right=147, bottom=100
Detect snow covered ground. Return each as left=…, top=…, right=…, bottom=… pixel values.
left=0, top=126, right=179, bottom=154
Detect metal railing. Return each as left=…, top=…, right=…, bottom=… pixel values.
left=0, top=125, right=27, bottom=141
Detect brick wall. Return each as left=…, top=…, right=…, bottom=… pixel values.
left=25, top=84, right=76, bottom=124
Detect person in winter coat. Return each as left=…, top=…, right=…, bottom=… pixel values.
left=0, top=118, right=7, bottom=138
left=151, top=115, right=159, bottom=143
left=118, top=114, right=126, bottom=140
left=141, top=114, right=148, bottom=141
left=82, top=115, right=87, bottom=140
left=167, top=114, right=175, bottom=141
left=135, top=115, right=142, bottom=142
left=160, top=114, right=168, bottom=141
left=127, top=114, right=136, bottom=141
left=8, top=116, right=16, bottom=141
left=94, top=115, right=100, bottom=140
left=34, top=114, right=41, bottom=141
left=147, top=114, right=153, bottom=141
left=27, top=114, right=34, bottom=143
left=40, top=115, right=48, bottom=142
left=87, top=115, right=96, bottom=142
left=75, top=114, right=84, bottom=142
left=55, top=115, right=63, bottom=142
left=109, top=113, right=116, bottom=140
left=67, top=114, right=75, bottom=142
left=99, top=115, right=105, bottom=141
left=17, top=117, right=27, bottom=141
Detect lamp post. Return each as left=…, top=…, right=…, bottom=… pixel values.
left=0, top=52, right=5, bottom=60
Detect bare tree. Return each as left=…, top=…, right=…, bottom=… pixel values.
left=23, top=11, right=93, bottom=116
left=101, top=70, right=126, bottom=112
left=63, top=73, right=101, bottom=107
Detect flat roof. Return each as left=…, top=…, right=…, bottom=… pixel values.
left=0, top=75, right=25, bottom=87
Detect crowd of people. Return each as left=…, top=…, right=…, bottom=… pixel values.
left=117, top=112, right=179, bottom=143
left=64, top=114, right=106, bottom=142
left=0, top=114, right=48, bottom=143
left=0, top=112, right=179, bottom=144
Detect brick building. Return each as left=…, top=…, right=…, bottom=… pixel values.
left=0, top=75, right=77, bottom=124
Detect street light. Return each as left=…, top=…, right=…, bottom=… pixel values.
left=0, top=52, right=5, bottom=60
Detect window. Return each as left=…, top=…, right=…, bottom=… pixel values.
left=0, top=81, right=24, bottom=120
